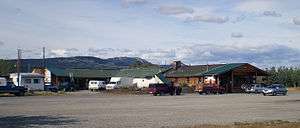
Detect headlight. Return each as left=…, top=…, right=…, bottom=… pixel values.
left=264, top=89, right=273, bottom=93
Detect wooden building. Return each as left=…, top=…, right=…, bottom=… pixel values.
left=164, top=61, right=268, bottom=93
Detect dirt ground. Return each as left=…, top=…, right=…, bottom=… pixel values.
left=0, top=91, right=299, bottom=128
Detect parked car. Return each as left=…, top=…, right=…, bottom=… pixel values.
left=262, top=84, right=288, bottom=96
left=44, top=84, right=58, bottom=92
left=197, top=85, right=225, bottom=95
left=0, top=80, right=27, bottom=96
left=58, top=83, right=75, bottom=92
left=88, top=80, right=106, bottom=91
left=148, top=83, right=181, bottom=96
left=243, top=83, right=268, bottom=93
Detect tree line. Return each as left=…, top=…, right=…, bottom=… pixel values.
left=266, top=67, right=300, bottom=87
left=0, top=59, right=14, bottom=76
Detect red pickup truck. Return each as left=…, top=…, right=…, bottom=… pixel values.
left=148, top=83, right=182, bottom=96
left=195, top=84, right=225, bottom=95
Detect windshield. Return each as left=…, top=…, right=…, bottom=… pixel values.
left=109, top=82, right=117, bottom=84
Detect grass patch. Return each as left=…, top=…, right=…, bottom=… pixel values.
left=25, top=91, right=68, bottom=96
left=103, top=87, right=148, bottom=95
left=288, top=87, right=300, bottom=93
left=174, top=120, right=300, bottom=128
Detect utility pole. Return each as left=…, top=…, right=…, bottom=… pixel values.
left=42, top=47, right=46, bottom=85
left=17, top=49, right=21, bottom=86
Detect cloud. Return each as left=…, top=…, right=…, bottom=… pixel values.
left=186, top=14, right=229, bottom=24
left=84, top=44, right=300, bottom=67
left=171, top=44, right=300, bottom=67
left=231, top=33, right=243, bottom=38
left=232, top=14, right=246, bottom=23
left=0, top=41, right=4, bottom=46
left=66, top=48, right=79, bottom=52
left=48, top=49, right=67, bottom=57
left=293, top=17, right=300, bottom=25
left=158, top=5, right=194, bottom=15
left=235, top=1, right=277, bottom=13
left=263, top=11, right=282, bottom=17
left=122, top=0, right=146, bottom=7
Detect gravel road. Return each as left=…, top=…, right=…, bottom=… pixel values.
left=0, top=91, right=299, bottom=128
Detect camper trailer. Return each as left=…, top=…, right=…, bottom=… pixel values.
left=10, top=73, right=44, bottom=91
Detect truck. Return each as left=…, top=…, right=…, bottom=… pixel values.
left=148, top=83, right=182, bottom=96
left=106, top=77, right=133, bottom=90
left=195, top=76, right=225, bottom=94
left=88, top=80, right=106, bottom=91
left=0, top=77, right=27, bottom=96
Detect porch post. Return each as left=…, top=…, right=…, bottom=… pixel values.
left=231, top=71, right=234, bottom=93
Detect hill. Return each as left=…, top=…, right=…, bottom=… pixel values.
left=7, top=56, right=153, bottom=72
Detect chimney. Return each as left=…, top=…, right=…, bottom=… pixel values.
left=172, top=61, right=182, bottom=70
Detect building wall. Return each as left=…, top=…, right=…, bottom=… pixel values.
left=167, top=77, right=201, bottom=87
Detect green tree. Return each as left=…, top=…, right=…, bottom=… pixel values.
left=0, top=59, right=15, bottom=76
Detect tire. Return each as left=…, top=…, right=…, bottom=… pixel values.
left=263, top=93, right=266, bottom=96
left=15, top=91, right=25, bottom=96
left=273, top=92, right=277, bottom=96
left=153, top=93, right=157, bottom=96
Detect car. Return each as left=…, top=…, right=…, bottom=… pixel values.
left=243, top=83, right=268, bottom=93
left=262, top=84, right=288, bottom=96
left=58, top=83, right=75, bottom=92
left=0, top=81, right=27, bottom=96
left=148, top=83, right=181, bottom=96
left=44, top=84, right=58, bottom=92
left=197, top=85, right=225, bottom=95
left=88, top=80, right=106, bottom=91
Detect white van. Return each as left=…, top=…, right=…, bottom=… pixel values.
left=106, top=77, right=133, bottom=90
left=88, top=80, right=106, bottom=91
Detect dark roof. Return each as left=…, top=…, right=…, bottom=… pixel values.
left=47, top=67, right=167, bottom=78
left=165, top=63, right=267, bottom=77
left=198, top=63, right=245, bottom=76
left=165, top=64, right=223, bottom=77
left=115, top=67, right=166, bottom=78
left=48, top=67, right=117, bottom=78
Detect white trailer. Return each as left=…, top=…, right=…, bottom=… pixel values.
left=10, top=73, right=44, bottom=91
left=106, top=77, right=134, bottom=90
left=133, top=75, right=165, bottom=88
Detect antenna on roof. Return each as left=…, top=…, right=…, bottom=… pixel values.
left=206, top=61, right=209, bottom=71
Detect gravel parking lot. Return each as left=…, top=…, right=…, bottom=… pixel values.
left=0, top=91, right=299, bottom=128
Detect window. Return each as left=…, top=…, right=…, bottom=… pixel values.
left=33, top=79, right=40, bottom=84
left=25, top=79, right=31, bottom=84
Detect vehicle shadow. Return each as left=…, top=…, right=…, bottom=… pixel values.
left=0, top=115, right=79, bottom=128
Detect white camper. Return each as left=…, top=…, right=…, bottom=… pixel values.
left=10, top=73, right=44, bottom=91
left=106, top=77, right=133, bottom=90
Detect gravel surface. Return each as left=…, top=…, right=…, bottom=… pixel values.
left=0, top=91, right=299, bottom=128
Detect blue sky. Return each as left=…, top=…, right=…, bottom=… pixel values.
left=0, top=0, right=300, bottom=67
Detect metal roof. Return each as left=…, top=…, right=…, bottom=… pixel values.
left=198, top=63, right=246, bottom=76
left=47, top=67, right=167, bottom=78
left=165, top=63, right=267, bottom=77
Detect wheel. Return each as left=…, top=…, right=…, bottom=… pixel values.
left=153, top=93, right=157, bottom=96
left=159, top=92, right=163, bottom=96
left=273, top=92, right=277, bottom=96
left=15, top=91, right=25, bottom=96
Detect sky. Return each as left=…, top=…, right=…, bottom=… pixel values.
left=0, top=0, right=300, bottom=67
